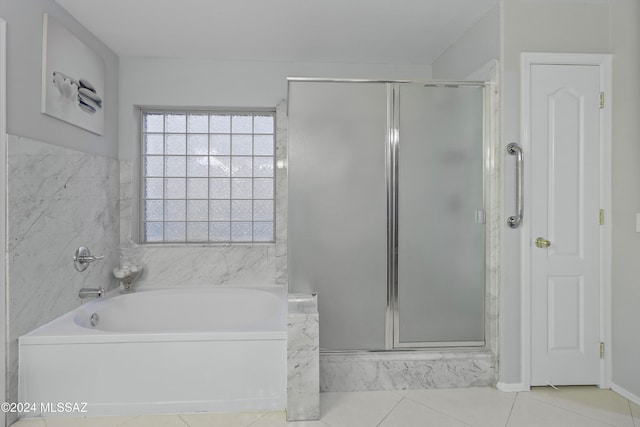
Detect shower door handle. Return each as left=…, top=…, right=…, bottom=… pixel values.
left=507, top=143, right=523, bottom=228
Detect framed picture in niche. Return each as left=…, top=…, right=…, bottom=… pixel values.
left=41, top=13, right=105, bottom=135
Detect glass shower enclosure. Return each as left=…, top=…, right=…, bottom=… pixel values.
left=288, top=79, right=486, bottom=350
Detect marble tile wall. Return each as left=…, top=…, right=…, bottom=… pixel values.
left=287, top=294, right=320, bottom=421
left=6, top=135, right=120, bottom=415
left=119, top=101, right=288, bottom=289
left=485, top=66, right=501, bottom=360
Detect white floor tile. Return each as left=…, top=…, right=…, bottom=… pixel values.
left=527, top=386, right=635, bottom=427
left=248, top=411, right=330, bottom=427
left=44, top=415, right=136, bottom=427
left=10, top=419, right=46, bottom=427
left=508, top=393, right=614, bottom=427
left=119, top=414, right=189, bottom=427
left=286, top=420, right=332, bottom=427
left=16, top=387, right=640, bottom=427
left=179, top=411, right=264, bottom=427
left=320, top=390, right=405, bottom=427
left=630, top=400, right=640, bottom=424
left=378, top=398, right=471, bottom=427
left=405, top=387, right=515, bottom=427
left=247, top=412, right=288, bottom=427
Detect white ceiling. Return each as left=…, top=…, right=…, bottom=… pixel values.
left=55, top=0, right=499, bottom=65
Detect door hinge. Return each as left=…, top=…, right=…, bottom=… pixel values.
left=599, top=209, right=605, bottom=225
left=600, top=92, right=605, bottom=109
left=600, top=342, right=605, bottom=359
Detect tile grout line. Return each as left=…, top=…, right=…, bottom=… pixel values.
left=503, top=392, right=519, bottom=427
left=402, top=393, right=472, bottom=426
left=629, top=399, right=637, bottom=427
left=246, top=412, right=269, bottom=427
left=313, top=410, right=335, bottom=427
left=116, top=415, right=145, bottom=427
left=374, top=395, right=407, bottom=427
left=522, top=392, right=620, bottom=427
left=246, top=413, right=261, bottom=427
left=177, top=414, right=194, bottom=427
left=319, top=419, right=334, bottom=427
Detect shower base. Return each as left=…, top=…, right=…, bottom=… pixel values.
left=320, top=349, right=495, bottom=392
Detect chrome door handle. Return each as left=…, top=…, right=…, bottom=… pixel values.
left=535, top=237, right=551, bottom=248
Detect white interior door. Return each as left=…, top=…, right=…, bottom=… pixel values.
left=529, top=63, right=602, bottom=386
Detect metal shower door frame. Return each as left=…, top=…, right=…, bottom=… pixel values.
left=385, top=81, right=489, bottom=349
left=287, top=77, right=490, bottom=351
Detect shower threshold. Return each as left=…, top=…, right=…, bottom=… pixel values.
left=319, top=348, right=495, bottom=392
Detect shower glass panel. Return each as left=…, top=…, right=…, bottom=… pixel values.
left=396, top=85, right=485, bottom=346
left=288, top=79, right=486, bottom=351
left=288, top=81, right=388, bottom=350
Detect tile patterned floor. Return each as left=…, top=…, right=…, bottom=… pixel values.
left=11, top=386, right=640, bottom=427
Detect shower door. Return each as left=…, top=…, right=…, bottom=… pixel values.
left=288, top=80, right=486, bottom=351
left=394, top=84, right=485, bottom=347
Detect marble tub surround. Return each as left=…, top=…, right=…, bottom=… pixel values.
left=119, top=101, right=288, bottom=288
left=320, top=350, right=496, bottom=392
left=288, top=293, right=319, bottom=315
left=7, top=135, right=120, bottom=414
left=484, top=65, right=501, bottom=360
left=274, top=100, right=288, bottom=285
left=287, top=294, right=320, bottom=421
left=133, top=244, right=277, bottom=287
left=119, top=159, right=134, bottom=246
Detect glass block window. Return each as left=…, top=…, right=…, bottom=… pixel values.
left=141, top=110, right=275, bottom=243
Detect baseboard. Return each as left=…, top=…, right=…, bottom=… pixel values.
left=611, top=383, right=640, bottom=406
left=496, top=381, right=528, bottom=393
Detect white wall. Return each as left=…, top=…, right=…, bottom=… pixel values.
left=610, top=0, right=640, bottom=400
left=0, top=0, right=119, bottom=159
left=119, top=58, right=432, bottom=161
left=431, top=4, right=501, bottom=80
left=500, top=0, right=611, bottom=385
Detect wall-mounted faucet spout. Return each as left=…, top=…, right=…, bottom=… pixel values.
left=78, top=287, right=104, bottom=299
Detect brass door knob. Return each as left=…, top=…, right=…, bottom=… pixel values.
left=535, top=237, right=551, bottom=248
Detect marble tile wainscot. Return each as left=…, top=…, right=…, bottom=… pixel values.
left=6, top=135, right=120, bottom=424
left=320, top=350, right=496, bottom=392
left=287, top=294, right=320, bottom=421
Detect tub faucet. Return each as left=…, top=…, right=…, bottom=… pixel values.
left=78, top=287, right=104, bottom=299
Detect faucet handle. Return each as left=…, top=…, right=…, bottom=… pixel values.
left=74, top=247, right=104, bottom=272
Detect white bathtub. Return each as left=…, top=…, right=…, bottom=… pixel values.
left=18, top=285, right=287, bottom=417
